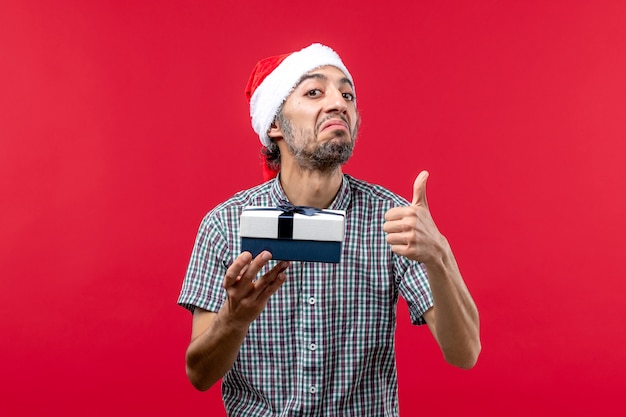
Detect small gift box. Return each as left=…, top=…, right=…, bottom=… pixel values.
left=240, top=204, right=346, bottom=263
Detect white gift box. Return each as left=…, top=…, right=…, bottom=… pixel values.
left=240, top=205, right=346, bottom=263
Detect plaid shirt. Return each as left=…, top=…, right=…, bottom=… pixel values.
left=178, top=175, right=434, bottom=417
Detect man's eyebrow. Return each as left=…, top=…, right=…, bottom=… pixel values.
left=296, top=72, right=354, bottom=88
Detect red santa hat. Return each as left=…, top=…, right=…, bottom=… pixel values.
left=245, top=43, right=355, bottom=148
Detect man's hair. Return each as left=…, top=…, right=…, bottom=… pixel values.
left=261, top=140, right=281, bottom=172
left=261, top=104, right=284, bottom=172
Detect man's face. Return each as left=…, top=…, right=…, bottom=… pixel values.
left=275, top=65, right=360, bottom=172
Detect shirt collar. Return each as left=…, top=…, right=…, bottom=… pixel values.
left=269, top=173, right=352, bottom=211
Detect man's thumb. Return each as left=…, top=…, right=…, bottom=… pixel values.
left=411, top=170, right=429, bottom=207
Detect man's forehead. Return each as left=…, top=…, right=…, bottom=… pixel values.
left=297, top=65, right=353, bottom=87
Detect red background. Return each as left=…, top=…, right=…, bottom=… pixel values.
left=2, top=1, right=625, bottom=415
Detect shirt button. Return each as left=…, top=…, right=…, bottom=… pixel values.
left=309, top=343, right=317, bottom=351
left=308, top=296, right=316, bottom=305
left=309, top=385, right=317, bottom=394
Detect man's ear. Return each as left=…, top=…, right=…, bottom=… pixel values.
left=267, top=120, right=283, bottom=139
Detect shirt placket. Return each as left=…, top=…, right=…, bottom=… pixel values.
left=299, top=261, right=323, bottom=413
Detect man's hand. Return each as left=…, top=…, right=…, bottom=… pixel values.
left=222, top=251, right=290, bottom=327
left=383, top=171, right=447, bottom=264
left=185, top=251, right=290, bottom=391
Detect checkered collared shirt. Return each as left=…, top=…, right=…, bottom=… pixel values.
left=178, top=174, right=434, bottom=416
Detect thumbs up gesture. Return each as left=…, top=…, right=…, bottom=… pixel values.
left=383, top=171, right=445, bottom=263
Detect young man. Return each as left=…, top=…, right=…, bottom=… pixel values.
left=178, top=43, right=480, bottom=416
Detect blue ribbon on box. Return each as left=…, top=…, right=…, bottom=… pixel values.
left=243, top=203, right=345, bottom=240
left=276, top=203, right=326, bottom=216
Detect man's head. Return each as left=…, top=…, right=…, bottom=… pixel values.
left=245, top=43, right=359, bottom=179
left=269, top=65, right=359, bottom=173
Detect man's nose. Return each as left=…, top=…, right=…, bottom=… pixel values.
left=324, top=87, right=348, bottom=113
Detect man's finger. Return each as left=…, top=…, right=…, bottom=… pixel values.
left=254, top=261, right=290, bottom=300
left=224, top=251, right=253, bottom=287
left=224, top=251, right=272, bottom=288
left=384, top=206, right=417, bottom=222
left=383, top=218, right=406, bottom=234
left=243, top=251, right=273, bottom=282
left=411, top=170, right=429, bottom=207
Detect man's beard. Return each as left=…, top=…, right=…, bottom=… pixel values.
left=278, top=113, right=358, bottom=173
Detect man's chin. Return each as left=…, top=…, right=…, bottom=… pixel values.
left=309, top=145, right=353, bottom=169
left=320, top=130, right=351, bottom=142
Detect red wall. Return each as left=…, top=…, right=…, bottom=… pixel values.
left=2, top=1, right=625, bottom=415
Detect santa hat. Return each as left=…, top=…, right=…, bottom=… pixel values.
left=245, top=43, right=355, bottom=148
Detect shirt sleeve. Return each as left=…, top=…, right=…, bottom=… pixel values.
left=396, top=256, right=434, bottom=325
left=177, top=210, right=233, bottom=314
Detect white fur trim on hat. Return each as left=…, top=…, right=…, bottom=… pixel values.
left=250, top=43, right=355, bottom=146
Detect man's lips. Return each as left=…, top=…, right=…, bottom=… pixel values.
left=320, top=118, right=349, bottom=132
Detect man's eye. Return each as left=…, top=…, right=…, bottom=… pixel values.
left=307, top=89, right=322, bottom=97
left=342, top=92, right=355, bottom=101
